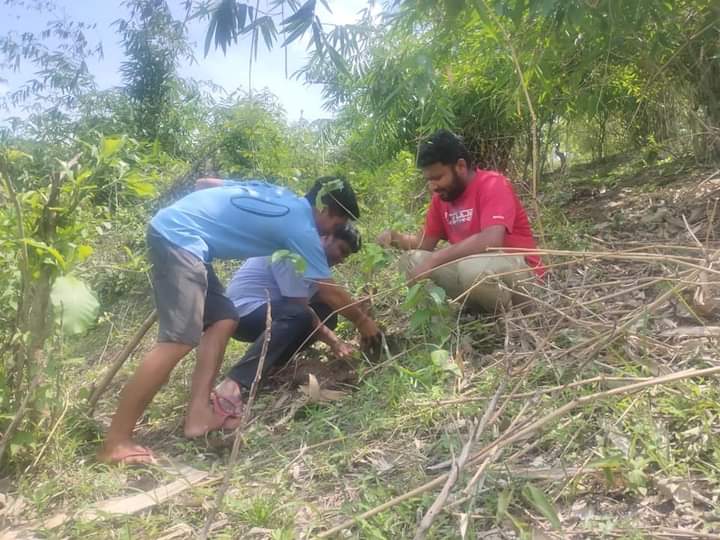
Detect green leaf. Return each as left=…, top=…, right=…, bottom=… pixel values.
left=496, top=487, right=512, bottom=524
left=4, top=149, right=33, bottom=163
left=100, top=136, right=124, bottom=160
left=430, top=349, right=461, bottom=377
left=76, top=244, right=93, bottom=262
left=270, top=250, right=307, bottom=275
left=522, top=484, right=561, bottom=529
left=50, top=275, right=100, bottom=335
left=428, top=285, right=446, bottom=305
left=271, top=249, right=291, bottom=264
left=125, top=173, right=157, bottom=198
left=23, top=239, right=66, bottom=269
left=404, top=283, right=422, bottom=308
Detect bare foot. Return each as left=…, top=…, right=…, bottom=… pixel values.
left=184, top=401, right=230, bottom=438
left=184, top=379, right=244, bottom=438
left=97, top=440, right=156, bottom=465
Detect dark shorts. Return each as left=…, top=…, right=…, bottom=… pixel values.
left=147, top=227, right=238, bottom=346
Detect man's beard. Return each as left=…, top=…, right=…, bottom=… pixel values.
left=437, top=171, right=465, bottom=201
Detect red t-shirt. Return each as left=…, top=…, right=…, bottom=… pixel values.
left=423, top=170, right=543, bottom=276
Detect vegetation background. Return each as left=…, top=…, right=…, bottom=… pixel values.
left=0, top=0, right=719, bottom=538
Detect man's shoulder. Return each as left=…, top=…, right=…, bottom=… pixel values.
left=472, top=169, right=514, bottom=194
left=243, top=180, right=301, bottom=201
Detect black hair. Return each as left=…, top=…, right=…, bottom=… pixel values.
left=305, top=176, right=360, bottom=220
left=417, top=129, right=472, bottom=168
left=331, top=222, right=362, bottom=254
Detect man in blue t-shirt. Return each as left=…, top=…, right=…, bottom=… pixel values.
left=184, top=223, right=361, bottom=435
left=98, top=177, right=381, bottom=465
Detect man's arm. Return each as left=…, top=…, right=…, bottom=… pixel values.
left=408, top=225, right=506, bottom=282
left=287, top=298, right=354, bottom=358
left=313, top=279, right=380, bottom=348
left=377, top=229, right=440, bottom=251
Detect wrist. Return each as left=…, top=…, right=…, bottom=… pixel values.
left=428, top=249, right=445, bottom=269
left=357, top=315, right=375, bottom=334
left=389, top=230, right=399, bottom=247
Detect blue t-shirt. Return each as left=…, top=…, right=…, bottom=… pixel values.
left=226, top=257, right=319, bottom=317
left=150, top=180, right=331, bottom=279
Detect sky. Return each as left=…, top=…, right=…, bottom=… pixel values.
left=0, top=0, right=372, bottom=121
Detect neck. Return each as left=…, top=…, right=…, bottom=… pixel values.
left=460, top=169, right=475, bottom=186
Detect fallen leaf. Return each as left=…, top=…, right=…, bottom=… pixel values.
left=299, top=374, right=348, bottom=403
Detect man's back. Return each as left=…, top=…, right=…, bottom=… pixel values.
left=150, top=180, right=331, bottom=279
left=226, top=257, right=318, bottom=317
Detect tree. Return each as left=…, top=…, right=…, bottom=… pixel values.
left=0, top=0, right=103, bottom=111
left=115, top=0, right=194, bottom=153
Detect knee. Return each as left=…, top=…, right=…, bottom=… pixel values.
left=279, top=303, right=314, bottom=334
left=399, top=250, right=431, bottom=275
left=203, top=318, right=238, bottom=340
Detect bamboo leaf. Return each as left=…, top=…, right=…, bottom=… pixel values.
left=523, top=484, right=561, bottom=529
left=496, top=487, right=512, bottom=524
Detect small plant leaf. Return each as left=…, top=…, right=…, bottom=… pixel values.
left=50, top=275, right=100, bottom=335
left=271, top=249, right=307, bottom=275
left=430, top=349, right=461, bottom=377
left=76, top=244, right=93, bottom=261
left=99, top=136, right=124, bottom=160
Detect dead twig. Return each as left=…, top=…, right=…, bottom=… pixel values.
left=317, top=364, right=720, bottom=538
left=414, top=381, right=506, bottom=540
left=199, top=292, right=272, bottom=540
left=87, top=310, right=158, bottom=413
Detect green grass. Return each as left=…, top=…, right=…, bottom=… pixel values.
left=4, top=156, right=720, bottom=539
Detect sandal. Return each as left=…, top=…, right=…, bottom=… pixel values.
left=210, top=390, right=244, bottom=430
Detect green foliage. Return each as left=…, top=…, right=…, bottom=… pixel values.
left=50, top=275, right=100, bottom=335
left=270, top=249, right=307, bottom=275
left=0, top=130, right=179, bottom=469
left=115, top=0, right=194, bottom=154
left=210, top=91, right=325, bottom=180
left=522, top=483, right=561, bottom=529
left=0, top=0, right=103, bottom=109
left=404, top=281, right=451, bottom=343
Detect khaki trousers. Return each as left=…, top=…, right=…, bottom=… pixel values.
left=401, top=250, right=532, bottom=313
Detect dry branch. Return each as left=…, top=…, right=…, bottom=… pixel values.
left=414, top=381, right=506, bottom=540
left=87, top=309, right=158, bottom=413
left=317, top=365, right=720, bottom=537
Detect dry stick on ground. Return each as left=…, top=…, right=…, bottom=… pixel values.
left=199, top=293, right=272, bottom=540
left=316, top=365, right=720, bottom=538
left=27, top=392, right=70, bottom=471
left=414, top=381, right=507, bottom=540
left=87, top=309, right=158, bottom=413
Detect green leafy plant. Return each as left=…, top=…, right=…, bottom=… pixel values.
left=271, top=249, right=307, bottom=275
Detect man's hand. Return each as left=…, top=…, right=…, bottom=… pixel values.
left=376, top=229, right=394, bottom=248
left=195, top=177, right=223, bottom=190
left=357, top=316, right=382, bottom=353
left=330, top=340, right=355, bottom=359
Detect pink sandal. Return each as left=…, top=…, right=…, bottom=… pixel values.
left=210, top=390, right=244, bottom=429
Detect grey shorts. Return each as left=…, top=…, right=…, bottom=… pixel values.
left=147, top=227, right=238, bottom=346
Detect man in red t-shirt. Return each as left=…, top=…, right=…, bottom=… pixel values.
left=378, top=129, right=543, bottom=312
